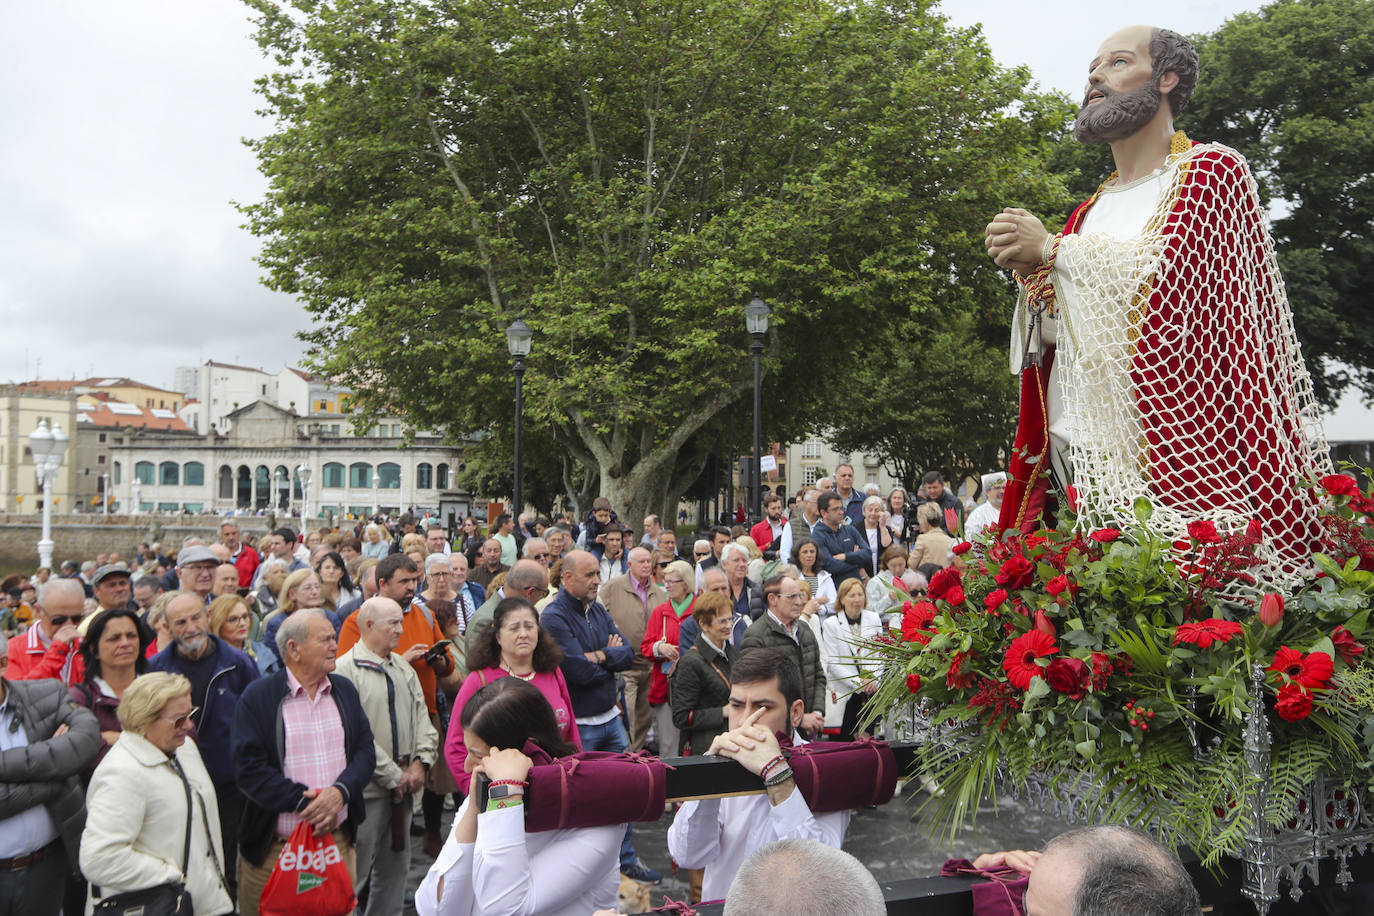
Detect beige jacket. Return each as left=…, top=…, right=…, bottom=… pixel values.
left=598, top=573, right=666, bottom=660
left=336, top=641, right=439, bottom=799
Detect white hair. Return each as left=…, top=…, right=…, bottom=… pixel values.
left=38, top=577, right=85, bottom=608
left=424, top=553, right=450, bottom=574
left=275, top=607, right=328, bottom=658
left=521, top=538, right=548, bottom=559
left=723, top=839, right=884, bottom=916
left=862, top=494, right=884, bottom=511
left=720, top=542, right=749, bottom=564
left=261, top=557, right=291, bottom=576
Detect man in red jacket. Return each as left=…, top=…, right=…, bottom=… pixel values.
left=749, top=494, right=786, bottom=557
left=8, top=577, right=85, bottom=686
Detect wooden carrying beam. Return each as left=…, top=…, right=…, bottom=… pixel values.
left=661, top=742, right=919, bottom=802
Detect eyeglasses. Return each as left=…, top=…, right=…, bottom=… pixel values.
left=528, top=552, right=549, bottom=560
left=655, top=561, right=671, bottom=569
left=663, top=578, right=685, bottom=587
left=49, top=614, right=85, bottom=627
left=161, top=706, right=200, bottom=728
left=694, top=551, right=709, bottom=559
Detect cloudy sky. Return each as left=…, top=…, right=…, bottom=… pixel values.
left=1, top=0, right=1265, bottom=389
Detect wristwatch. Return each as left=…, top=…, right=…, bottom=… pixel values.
left=487, top=784, right=523, bottom=801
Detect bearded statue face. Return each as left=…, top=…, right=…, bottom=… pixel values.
left=1074, top=25, right=1168, bottom=145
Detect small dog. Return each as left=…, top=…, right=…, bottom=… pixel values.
left=617, top=873, right=653, bottom=914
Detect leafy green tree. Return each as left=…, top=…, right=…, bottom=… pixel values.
left=1181, top=0, right=1374, bottom=405
left=242, top=0, right=1074, bottom=524
left=824, top=314, right=1018, bottom=494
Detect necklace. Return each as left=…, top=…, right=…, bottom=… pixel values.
left=501, top=662, right=535, bottom=681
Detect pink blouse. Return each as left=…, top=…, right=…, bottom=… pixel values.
left=444, top=665, right=583, bottom=792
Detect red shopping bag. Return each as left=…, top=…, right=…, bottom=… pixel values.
left=259, top=822, right=357, bottom=916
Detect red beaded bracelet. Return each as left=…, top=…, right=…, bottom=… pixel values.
left=489, top=779, right=528, bottom=788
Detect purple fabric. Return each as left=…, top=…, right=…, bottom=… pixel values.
left=779, top=735, right=898, bottom=812
left=522, top=743, right=668, bottom=833
left=940, top=858, right=1028, bottom=916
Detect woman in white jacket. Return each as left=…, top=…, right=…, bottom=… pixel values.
left=81, top=672, right=232, bottom=916
left=418, top=677, right=623, bottom=916
left=821, top=579, right=884, bottom=741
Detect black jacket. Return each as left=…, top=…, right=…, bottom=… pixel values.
left=670, top=637, right=738, bottom=756
left=231, top=670, right=375, bottom=866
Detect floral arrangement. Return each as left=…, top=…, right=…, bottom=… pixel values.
left=863, top=474, right=1374, bottom=865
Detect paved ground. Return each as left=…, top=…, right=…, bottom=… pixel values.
left=400, top=784, right=1077, bottom=913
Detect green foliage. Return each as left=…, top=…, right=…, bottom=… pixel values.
left=864, top=473, right=1374, bottom=864
left=823, top=313, right=1020, bottom=492
left=239, top=0, right=1076, bottom=520
left=1182, top=0, right=1374, bottom=406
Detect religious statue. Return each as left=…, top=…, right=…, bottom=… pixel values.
left=984, top=25, right=1331, bottom=583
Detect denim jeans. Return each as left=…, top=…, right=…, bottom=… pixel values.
left=577, top=716, right=636, bottom=869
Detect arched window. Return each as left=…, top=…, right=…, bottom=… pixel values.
left=134, top=461, right=155, bottom=485
left=417, top=463, right=434, bottom=490
left=113, top=461, right=122, bottom=485
left=349, top=462, right=373, bottom=488
left=378, top=462, right=401, bottom=489
left=436, top=463, right=450, bottom=489
left=183, top=462, right=204, bottom=486
left=218, top=465, right=233, bottom=499
left=159, top=461, right=179, bottom=485
left=322, top=462, right=345, bottom=488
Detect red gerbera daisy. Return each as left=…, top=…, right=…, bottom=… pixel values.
left=1172, top=619, right=1243, bottom=649
left=1002, top=630, right=1058, bottom=690
left=901, top=601, right=937, bottom=645
left=1266, top=646, right=1334, bottom=690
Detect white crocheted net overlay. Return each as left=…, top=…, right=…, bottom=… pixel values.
left=1050, top=142, right=1332, bottom=588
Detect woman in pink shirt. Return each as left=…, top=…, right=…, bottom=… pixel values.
left=446, top=596, right=581, bottom=787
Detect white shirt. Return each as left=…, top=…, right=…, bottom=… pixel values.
left=965, top=500, right=1001, bottom=546
left=417, top=798, right=621, bottom=916
left=667, top=781, right=850, bottom=903
left=0, top=694, right=59, bottom=857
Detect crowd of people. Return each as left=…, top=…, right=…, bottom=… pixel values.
left=0, top=462, right=1208, bottom=916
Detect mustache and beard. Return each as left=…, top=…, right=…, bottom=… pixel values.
left=1074, top=73, right=1164, bottom=144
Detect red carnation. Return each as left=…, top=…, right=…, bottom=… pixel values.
left=985, top=589, right=1008, bottom=612
left=1187, top=519, right=1221, bottom=544
left=905, top=673, right=922, bottom=693
left=1322, top=474, right=1360, bottom=498
left=952, top=541, right=972, bottom=556
left=1266, top=646, right=1334, bottom=690
left=1332, top=626, right=1366, bottom=666
left=1002, top=630, right=1058, bottom=690
left=901, top=601, right=937, bottom=645
left=1172, top=618, right=1243, bottom=649
left=1045, top=574, right=1069, bottom=597
left=1089, top=528, right=1121, bottom=543
left=1046, top=657, right=1091, bottom=700
left=1274, top=682, right=1313, bottom=722
left=944, top=586, right=966, bottom=606
left=995, top=555, right=1035, bottom=590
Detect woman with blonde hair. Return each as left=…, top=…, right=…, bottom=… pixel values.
left=209, top=594, right=278, bottom=675
left=909, top=502, right=955, bottom=570
left=81, top=672, right=233, bottom=915
left=262, top=568, right=341, bottom=665
left=821, top=578, right=883, bottom=741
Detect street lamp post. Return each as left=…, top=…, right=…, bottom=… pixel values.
left=133, top=482, right=142, bottom=519
left=101, top=472, right=110, bottom=517
left=373, top=471, right=381, bottom=518
left=744, top=296, right=771, bottom=525
left=28, top=419, right=69, bottom=571
left=297, top=464, right=312, bottom=521
left=506, top=319, right=533, bottom=521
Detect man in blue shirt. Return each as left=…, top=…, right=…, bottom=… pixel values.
left=810, top=492, right=871, bottom=589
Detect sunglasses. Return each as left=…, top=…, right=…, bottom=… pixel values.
left=694, top=551, right=710, bottom=558
left=162, top=706, right=200, bottom=728
left=50, top=614, right=85, bottom=627
left=655, top=561, right=671, bottom=569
